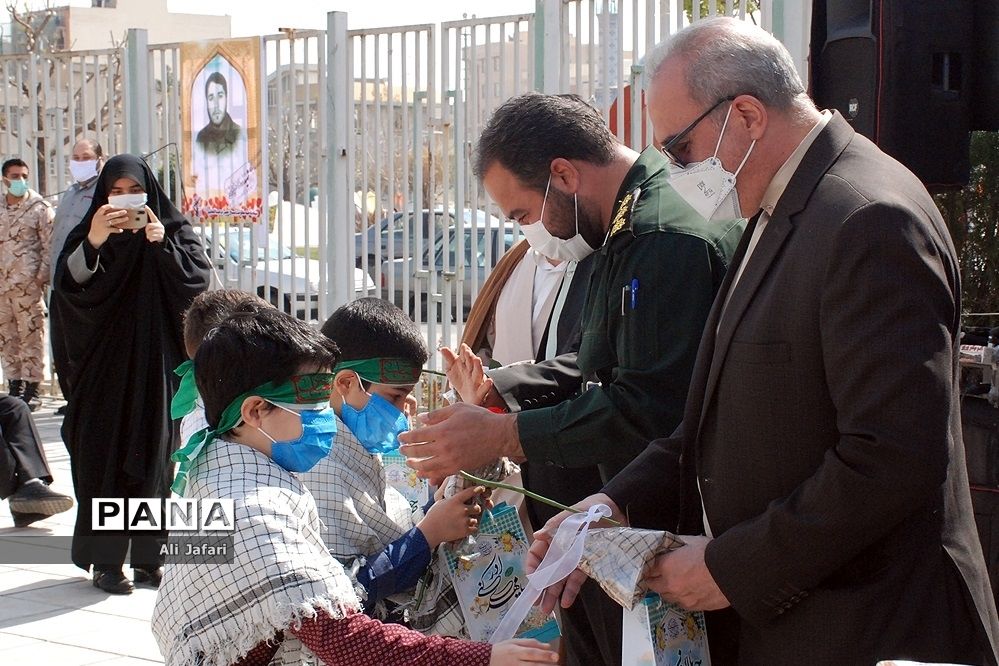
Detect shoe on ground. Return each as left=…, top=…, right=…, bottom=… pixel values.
left=6, top=379, right=23, bottom=398
left=93, top=569, right=134, bottom=595
left=21, top=382, right=41, bottom=412
left=133, top=566, right=164, bottom=588
left=10, top=510, right=48, bottom=528
left=7, top=481, right=74, bottom=517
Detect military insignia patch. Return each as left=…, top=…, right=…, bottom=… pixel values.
left=609, top=191, right=634, bottom=237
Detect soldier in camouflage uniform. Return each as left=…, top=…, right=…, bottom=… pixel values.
left=0, top=158, right=53, bottom=411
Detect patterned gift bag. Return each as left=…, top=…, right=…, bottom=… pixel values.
left=578, top=527, right=685, bottom=609
left=381, top=451, right=430, bottom=515
left=443, top=503, right=559, bottom=642
left=622, top=593, right=711, bottom=666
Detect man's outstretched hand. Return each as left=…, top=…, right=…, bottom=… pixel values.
left=398, top=402, right=523, bottom=485
left=525, top=493, right=626, bottom=613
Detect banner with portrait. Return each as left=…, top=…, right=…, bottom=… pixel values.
left=180, top=37, right=263, bottom=222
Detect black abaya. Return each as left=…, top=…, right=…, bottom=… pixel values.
left=50, top=154, right=211, bottom=571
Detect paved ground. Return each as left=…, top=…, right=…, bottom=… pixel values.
left=0, top=398, right=164, bottom=665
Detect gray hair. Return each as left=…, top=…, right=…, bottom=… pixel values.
left=643, top=17, right=810, bottom=113
left=73, top=136, right=103, bottom=157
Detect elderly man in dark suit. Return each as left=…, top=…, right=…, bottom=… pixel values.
left=530, top=16, right=999, bottom=665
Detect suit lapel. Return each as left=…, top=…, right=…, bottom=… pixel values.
left=684, top=212, right=760, bottom=439
left=694, top=113, right=856, bottom=441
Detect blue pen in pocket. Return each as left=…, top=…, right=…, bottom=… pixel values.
left=630, top=278, right=639, bottom=310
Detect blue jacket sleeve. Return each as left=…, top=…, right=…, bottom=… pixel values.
left=355, top=526, right=432, bottom=611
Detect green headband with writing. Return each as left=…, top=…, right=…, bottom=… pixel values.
left=334, top=357, right=422, bottom=386
left=170, top=372, right=334, bottom=495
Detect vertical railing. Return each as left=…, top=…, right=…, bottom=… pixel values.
left=554, top=0, right=776, bottom=152
left=0, top=48, right=124, bottom=200
left=439, top=13, right=533, bottom=356
left=0, top=46, right=125, bottom=394
left=0, top=1, right=807, bottom=391
left=346, top=22, right=435, bottom=322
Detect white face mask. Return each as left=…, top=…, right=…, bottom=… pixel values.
left=668, top=103, right=755, bottom=222
left=69, top=159, right=99, bottom=184
left=519, top=176, right=595, bottom=263
left=107, top=192, right=147, bottom=210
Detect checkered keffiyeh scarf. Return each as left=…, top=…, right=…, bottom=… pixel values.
left=300, top=417, right=413, bottom=559
left=152, top=439, right=360, bottom=666
left=298, top=416, right=467, bottom=637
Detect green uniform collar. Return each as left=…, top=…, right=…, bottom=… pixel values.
left=606, top=147, right=669, bottom=240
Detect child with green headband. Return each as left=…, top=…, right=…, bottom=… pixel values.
left=153, top=306, right=556, bottom=666
left=171, top=289, right=273, bottom=482
left=300, top=297, right=486, bottom=633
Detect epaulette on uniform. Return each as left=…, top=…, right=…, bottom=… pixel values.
left=608, top=187, right=640, bottom=239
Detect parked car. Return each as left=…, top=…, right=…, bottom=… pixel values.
left=381, top=219, right=518, bottom=315
left=354, top=208, right=473, bottom=271
left=195, top=227, right=374, bottom=320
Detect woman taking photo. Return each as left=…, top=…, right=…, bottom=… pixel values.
left=51, top=154, right=211, bottom=594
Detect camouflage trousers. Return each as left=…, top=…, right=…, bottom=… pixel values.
left=0, top=285, right=45, bottom=383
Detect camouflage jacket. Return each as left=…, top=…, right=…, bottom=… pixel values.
left=0, top=189, right=53, bottom=289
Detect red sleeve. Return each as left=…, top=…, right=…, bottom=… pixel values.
left=231, top=634, right=281, bottom=665
left=288, top=610, right=492, bottom=666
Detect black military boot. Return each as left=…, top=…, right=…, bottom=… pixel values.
left=7, top=379, right=24, bottom=398
left=21, top=381, right=41, bottom=412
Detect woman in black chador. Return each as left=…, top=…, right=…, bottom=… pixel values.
left=51, top=154, right=211, bottom=594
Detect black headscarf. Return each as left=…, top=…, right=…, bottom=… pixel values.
left=50, top=153, right=212, bottom=571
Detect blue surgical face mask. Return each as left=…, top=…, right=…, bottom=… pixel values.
left=257, top=402, right=336, bottom=473
left=6, top=178, right=28, bottom=198
left=340, top=380, right=410, bottom=454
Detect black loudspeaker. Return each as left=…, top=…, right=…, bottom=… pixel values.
left=810, top=0, right=982, bottom=189
left=973, top=0, right=999, bottom=131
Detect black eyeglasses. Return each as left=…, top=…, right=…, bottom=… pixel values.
left=659, top=95, right=737, bottom=167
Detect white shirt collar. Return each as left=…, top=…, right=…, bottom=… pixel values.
left=529, top=247, right=568, bottom=273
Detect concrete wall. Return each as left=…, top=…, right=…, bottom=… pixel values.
left=64, top=0, right=230, bottom=51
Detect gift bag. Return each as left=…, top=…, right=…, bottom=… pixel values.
left=381, top=451, right=430, bottom=515
left=622, top=593, right=711, bottom=666
left=443, top=503, right=559, bottom=642
left=578, top=527, right=685, bottom=609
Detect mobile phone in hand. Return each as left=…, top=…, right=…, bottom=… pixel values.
left=117, top=207, right=148, bottom=230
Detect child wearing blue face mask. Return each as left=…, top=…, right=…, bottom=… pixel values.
left=299, top=297, right=485, bottom=634
left=171, top=289, right=273, bottom=497
left=153, top=306, right=555, bottom=666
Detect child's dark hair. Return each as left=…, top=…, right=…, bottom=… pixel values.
left=320, top=297, right=428, bottom=368
left=183, top=289, right=272, bottom=357
left=195, top=308, right=341, bottom=428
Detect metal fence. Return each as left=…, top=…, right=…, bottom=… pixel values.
left=0, top=48, right=125, bottom=199
left=0, top=0, right=793, bottom=391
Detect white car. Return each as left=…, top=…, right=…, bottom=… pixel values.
left=194, top=226, right=374, bottom=320
left=381, top=216, right=518, bottom=315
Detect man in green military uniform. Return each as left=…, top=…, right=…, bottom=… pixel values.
left=399, top=92, right=744, bottom=664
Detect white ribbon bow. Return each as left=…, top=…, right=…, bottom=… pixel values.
left=489, top=503, right=611, bottom=643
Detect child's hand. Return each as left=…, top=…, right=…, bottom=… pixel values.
left=443, top=343, right=494, bottom=405
left=417, top=485, right=485, bottom=548
left=489, top=639, right=559, bottom=665
left=403, top=394, right=418, bottom=422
